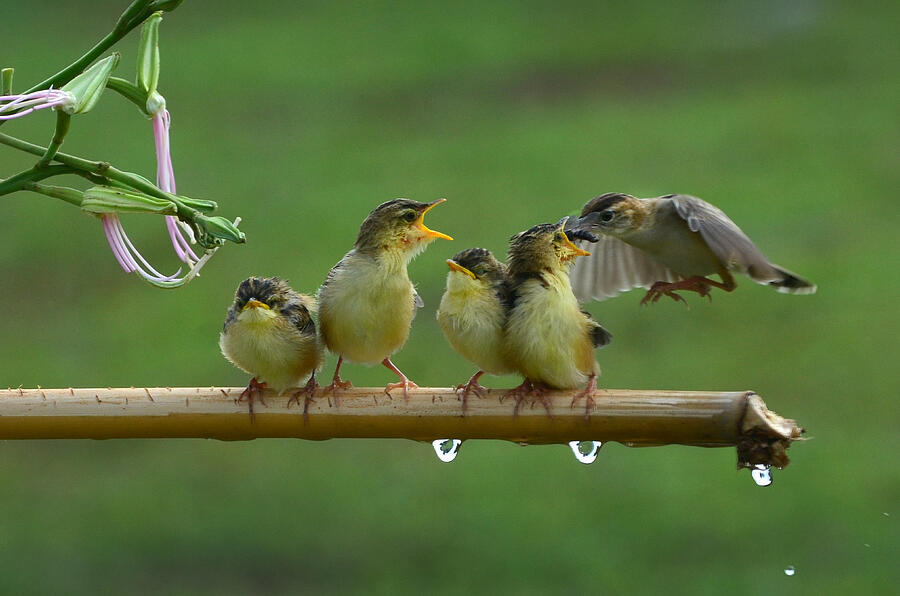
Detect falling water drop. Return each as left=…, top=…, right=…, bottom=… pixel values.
left=432, top=439, right=462, bottom=462
left=568, top=441, right=602, bottom=464
left=784, top=566, right=795, bottom=576
left=751, top=464, right=773, bottom=487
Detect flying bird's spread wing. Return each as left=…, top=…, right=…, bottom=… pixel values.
left=569, top=235, right=680, bottom=302
left=668, top=195, right=772, bottom=278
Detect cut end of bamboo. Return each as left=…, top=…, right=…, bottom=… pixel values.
left=736, top=392, right=804, bottom=469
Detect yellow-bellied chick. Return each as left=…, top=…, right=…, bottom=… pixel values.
left=436, top=247, right=514, bottom=413
left=567, top=193, right=817, bottom=305
left=318, top=198, right=452, bottom=400
left=503, top=220, right=612, bottom=418
left=220, top=276, right=323, bottom=420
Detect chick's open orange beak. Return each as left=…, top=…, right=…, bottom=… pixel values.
left=242, top=299, right=270, bottom=311
left=415, top=198, right=453, bottom=241
left=446, top=259, right=476, bottom=278
left=561, top=231, right=591, bottom=257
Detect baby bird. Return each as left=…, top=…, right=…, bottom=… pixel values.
left=436, top=248, right=514, bottom=414
left=567, top=193, right=817, bottom=304
left=318, top=198, right=452, bottom=400
left=220, top=277, right=323, bottom=420
left=504, top=220, right=612, bottom=418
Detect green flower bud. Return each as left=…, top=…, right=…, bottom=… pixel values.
left=136, top=12, right=162, bottom=96
left=175, top=195, right=217, bottom=213
left=1, top=68, right=13, bottom=95
left=60, top=54, right=120, bottom=115
left=146, top=90, right=166, bottom=115
left=82, top=185, right=177, bottom=215
left=196, top=215, right=246, bottom=245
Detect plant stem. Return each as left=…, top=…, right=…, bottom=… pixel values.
left=23, top=182, right=84, bottom=207
left=23, top=1, right=157, bottom=95
left=37, top=112, right=71, bottom=167
left=107, top=77, right=150, bottom=114
left=0, top=164, right=77, bottom=196
left=0, top=131, right=200, bottom=222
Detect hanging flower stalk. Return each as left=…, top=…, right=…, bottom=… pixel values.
left=138, top=11, right=199, bottom=268
left=0, top=1, right=245, bottom=289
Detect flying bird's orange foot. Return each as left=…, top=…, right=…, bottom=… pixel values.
left=287, top=374, right=320, bottom=421
left=455, top=370, right=487, bottom=416
left=640, top=276, right=722, bottom=306
left=237, top=377, right=267, bottom=422
left=570, top=374, right=598, bottom=421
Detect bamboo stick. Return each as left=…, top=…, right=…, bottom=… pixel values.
left=0, top=387, right=802, bottom=467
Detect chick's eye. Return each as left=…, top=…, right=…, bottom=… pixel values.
left=554, top=232, right=564, bottom=242
left=600, top=210, right=615, bottom=223
left=403, top=211, right=417, bottom=222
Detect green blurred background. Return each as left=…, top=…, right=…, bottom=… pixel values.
left=2, top=1, right=897, bottom=593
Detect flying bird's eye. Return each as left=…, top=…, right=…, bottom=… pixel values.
left=403, top=211, right=417, bottom=222
left=600, top=210, right=615, bottom=223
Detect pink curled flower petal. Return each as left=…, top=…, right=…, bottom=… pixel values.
left=165, top=216, right=190, bottom=263
left=115, top=217, right=181, bottom=280
left=152, top=108, right=198, bottom=264
left=102, top=215, right=134, bottom=273
left=0, top=90, right=73, bottom=119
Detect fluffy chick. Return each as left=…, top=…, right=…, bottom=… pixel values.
left=318, top=198, right=452, bottom=400
left=220, top=276, right=323, bottom=420
left=503, top=220, right=612, bottom=418
left=436, top=247, right=514, bottom=414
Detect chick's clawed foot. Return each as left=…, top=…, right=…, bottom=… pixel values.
left=237, top=377, right=267, bottom=422
left=503, top=379, right=553, bottom=418
left=287, top=374, right=320, bottom=420
left=384, top=379, right=418, bottom=401
left=455, top=371, right=487, bottom=416
left=570, top=375, right=598, bottom=421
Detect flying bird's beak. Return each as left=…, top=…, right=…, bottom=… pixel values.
left=446, top=259, right=476, bottom=279
left=242, top=299, right=270, bottom=311
left=562, top=231, right=591, bottom=257
left=415, top=198, right=453, bottom=241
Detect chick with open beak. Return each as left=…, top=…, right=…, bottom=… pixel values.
left=318, top=198, right=452, bottom=400
left=436, top=247, right=514, bottom=414
left=503, top=220, right=612, bottom=418
left=220, top=277, right=323, bottom=420
left=566, top=192, right=817, bottom=304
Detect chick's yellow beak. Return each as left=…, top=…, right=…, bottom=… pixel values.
left=562, top=232, right=591, bottom=257
left=415, top=198, right=453, bottom=241
left=242, top=299, right=270, bottom=311
left=446, top=259, right=476, bottom=279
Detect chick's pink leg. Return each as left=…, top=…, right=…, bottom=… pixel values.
left=382, top=357, right=418, bottom=401
left=322, top=355, right=353, bottom=404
